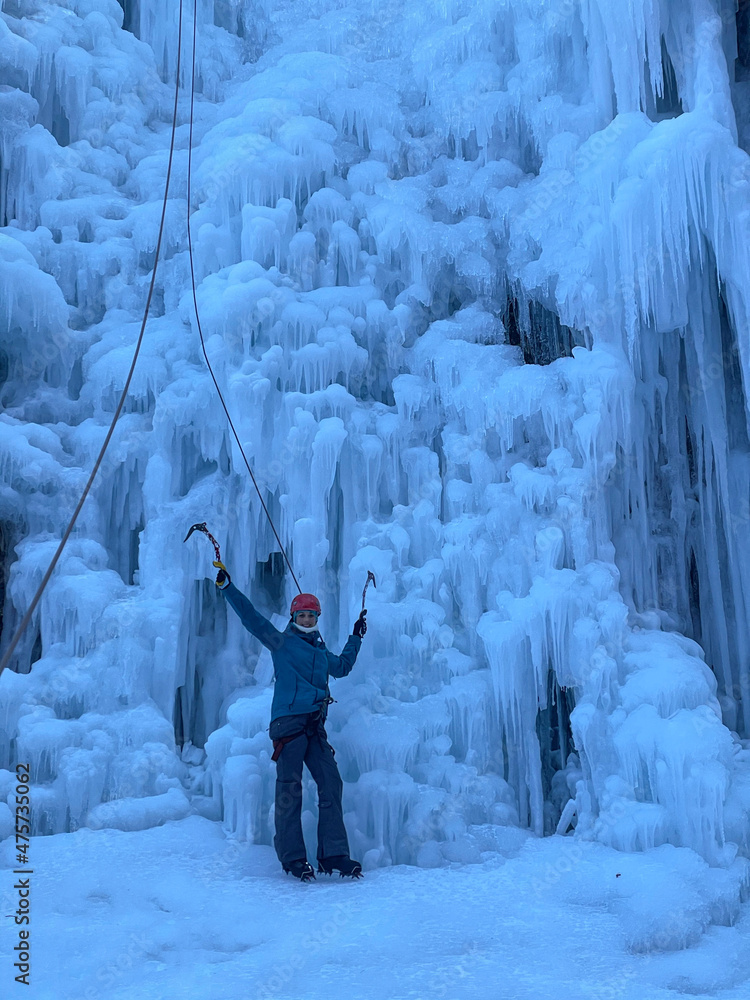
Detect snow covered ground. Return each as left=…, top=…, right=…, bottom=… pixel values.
left=3, top=815, right=750, bottom=999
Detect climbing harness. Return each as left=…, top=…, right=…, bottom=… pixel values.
left=271, top=730, right=304, bottom=762
left=271, top=709, right=332, bottom=761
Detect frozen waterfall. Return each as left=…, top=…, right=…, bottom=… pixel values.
left=1, top=0, right=750, bottom=877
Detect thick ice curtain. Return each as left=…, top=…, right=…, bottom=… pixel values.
left=0, top=0, right=749, bottom=863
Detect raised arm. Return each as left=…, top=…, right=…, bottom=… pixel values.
left=220, top=581, right=283, bottom=650
left=326, top=633, right=362, bottom=678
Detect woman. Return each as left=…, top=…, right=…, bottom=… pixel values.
left=215, top=562, right=367, bottom=880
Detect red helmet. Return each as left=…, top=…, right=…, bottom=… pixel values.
left=290, top=593, right=321, bottom=616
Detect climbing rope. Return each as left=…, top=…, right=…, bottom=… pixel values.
left=0, top=0, right=187, bottom=678
left=0, top=0, right=305, bottom=678
left=186, top=0, right=301, bottom=594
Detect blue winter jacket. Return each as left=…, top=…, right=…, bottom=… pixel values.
left=221, top=583, right=362, bottom=721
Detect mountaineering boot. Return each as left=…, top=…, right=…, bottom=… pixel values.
left=284, top=859, right=316, bottom=881
left=317, top=855, right=363, bottom=878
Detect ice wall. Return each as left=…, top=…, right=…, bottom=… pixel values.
left=1, top=0, right=750, bottom=869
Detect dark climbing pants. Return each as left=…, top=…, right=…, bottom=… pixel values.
left=269, top=710, right=350, bottom=867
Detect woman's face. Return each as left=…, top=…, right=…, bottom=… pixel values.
left=295, top=610, right=319, bottom=628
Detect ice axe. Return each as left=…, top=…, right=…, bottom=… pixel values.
left=361, top=570, right=376, bottom=613
left=183, top=522, right=223, bottom=566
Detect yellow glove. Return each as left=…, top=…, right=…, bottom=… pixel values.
left=213, top=560, right=230, bottom=589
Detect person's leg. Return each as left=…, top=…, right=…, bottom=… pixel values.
left=269, top=714, right=309, bottom=868
left=304, top=720, right=350, bottom=861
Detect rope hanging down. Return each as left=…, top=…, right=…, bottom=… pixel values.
left=186, top=2, right=301, bottom=594
left=0, top=0, right=187, bottom=679
left=0, top=1, right=301, bottom=678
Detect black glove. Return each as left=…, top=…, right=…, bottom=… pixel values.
left=353, top=610, right=367, bottom=638
left=213, top=560, right=231, bottom=589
